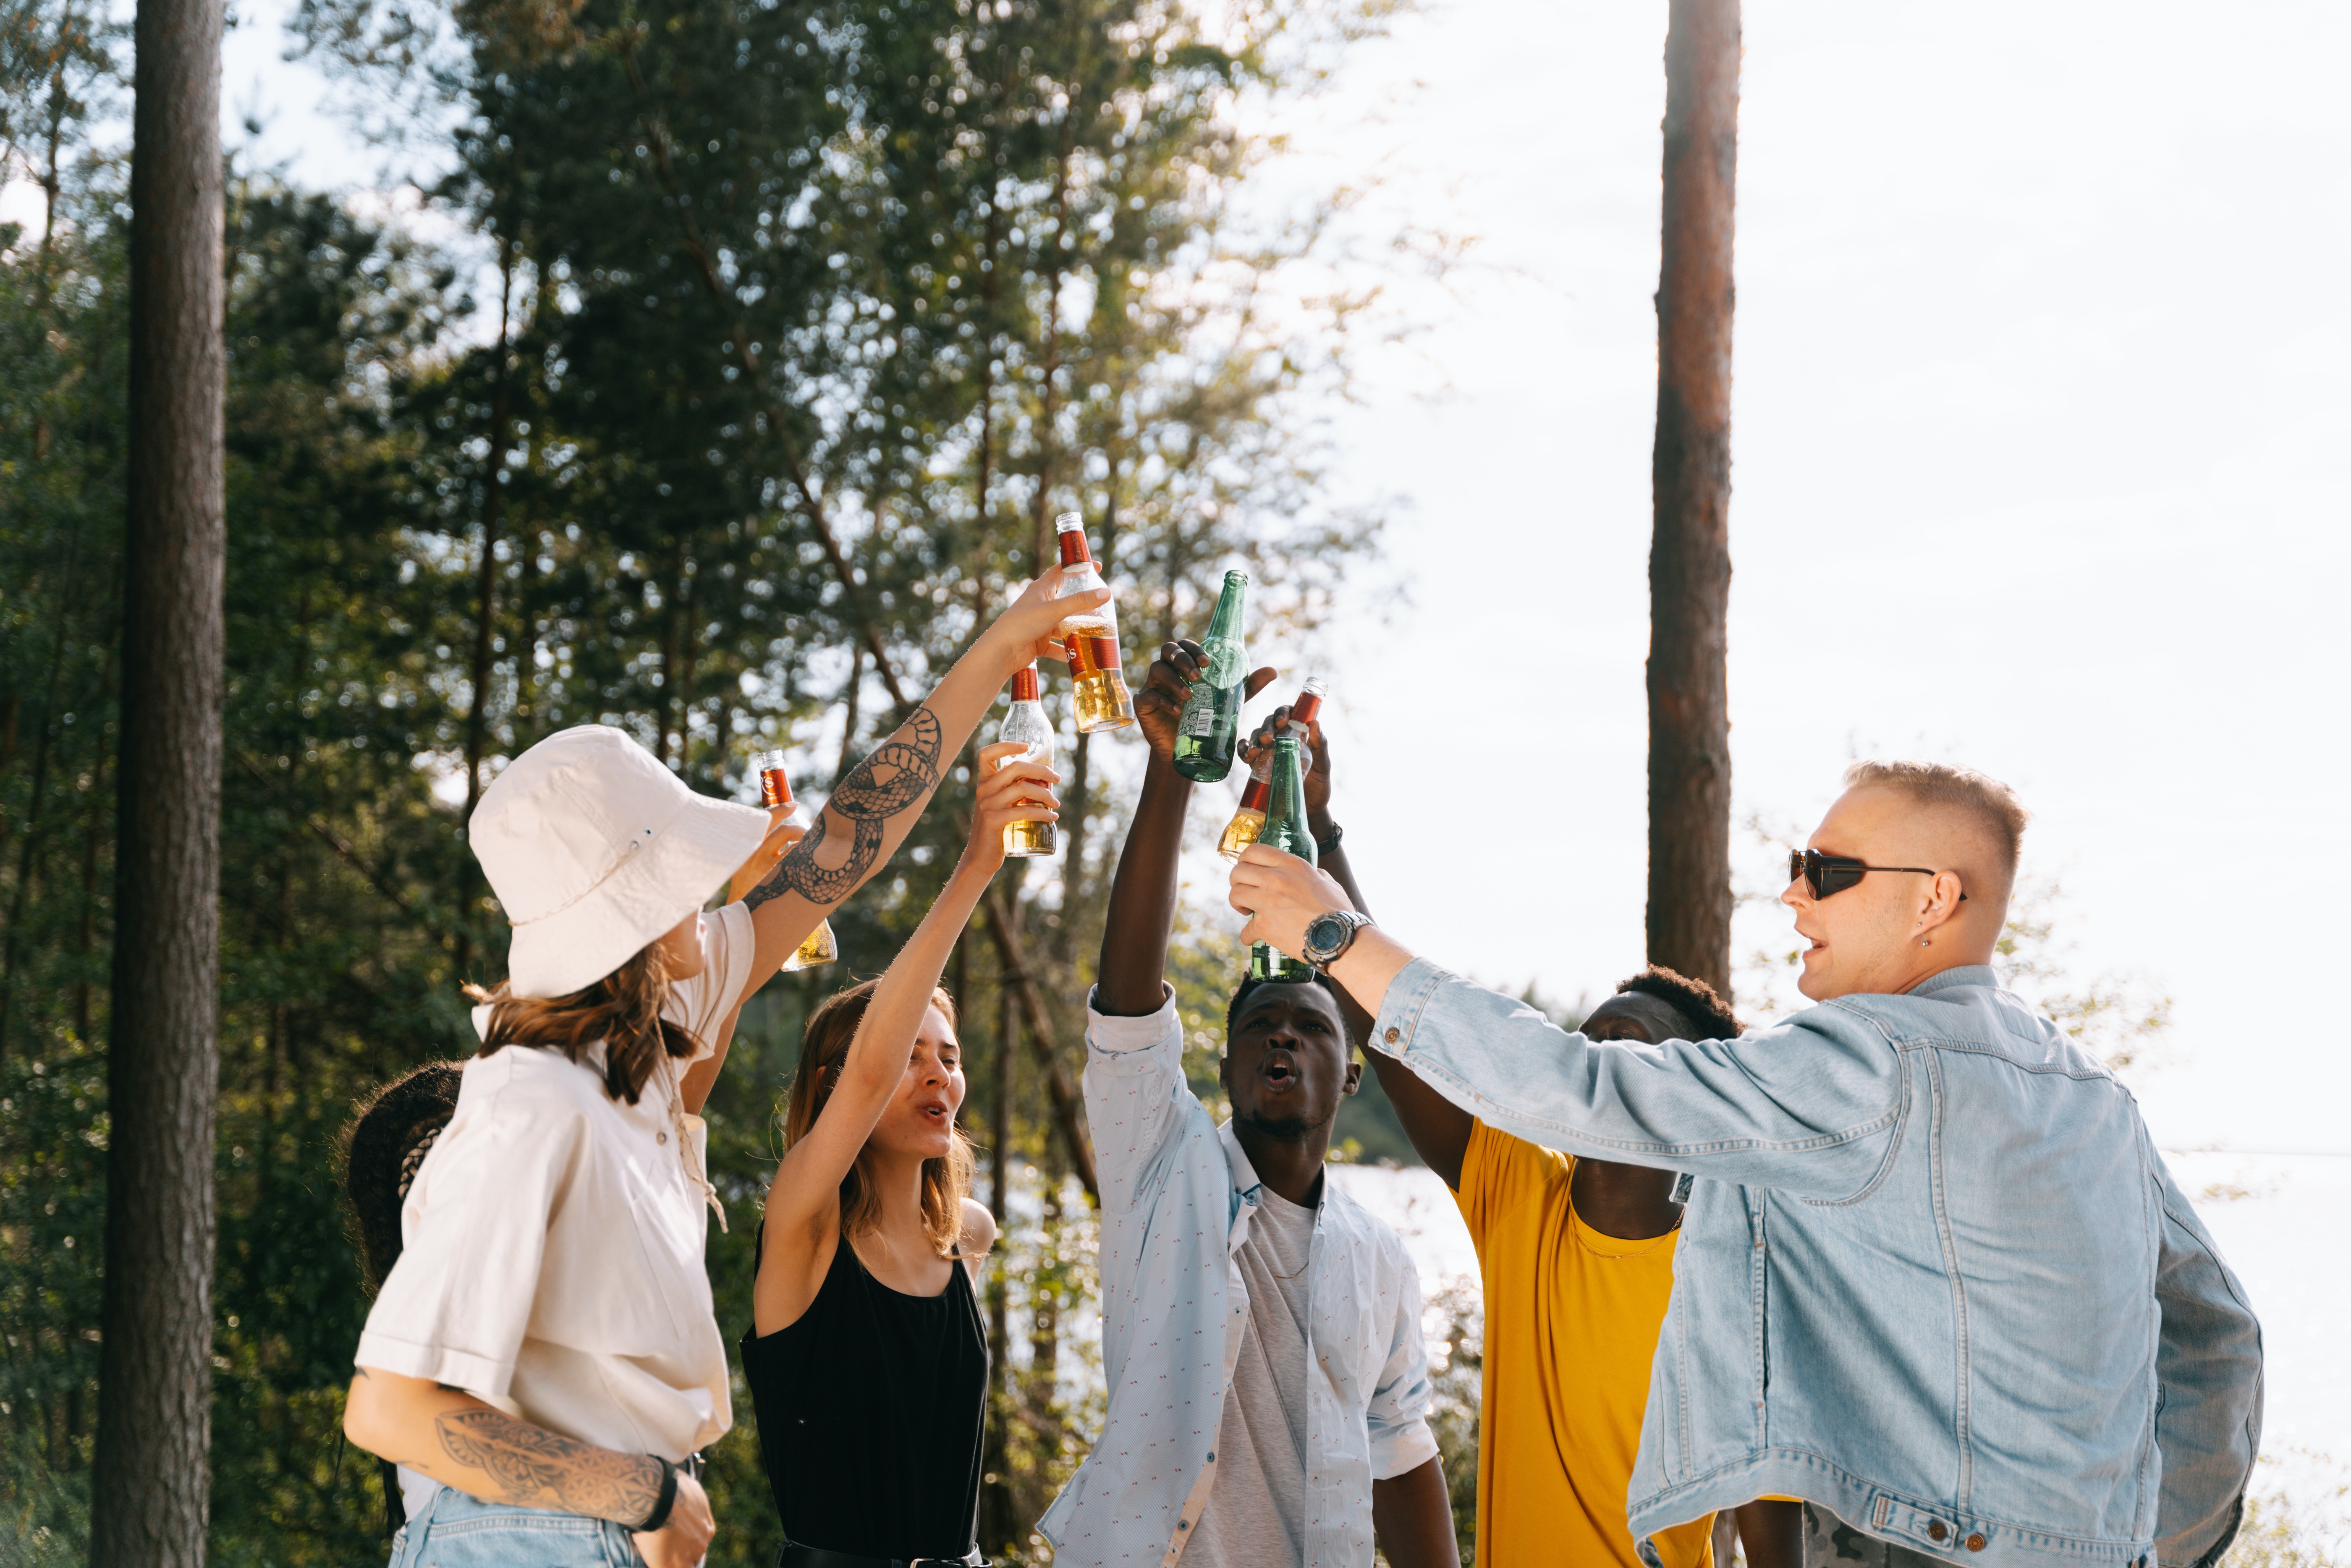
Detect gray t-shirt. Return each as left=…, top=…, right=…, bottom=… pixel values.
left=1186, top=1183, right=1317, bottom=1568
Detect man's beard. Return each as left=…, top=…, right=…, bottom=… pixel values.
left=1234, top=1105, right=1331, bottom=1142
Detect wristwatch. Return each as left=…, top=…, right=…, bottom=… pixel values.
left=1301, top=910, right=1374, bottom=967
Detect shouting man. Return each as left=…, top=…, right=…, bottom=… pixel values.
left=1039, top=644, right=1456, bottom=1568
left=1231, top=759, right=2261, bottom=1568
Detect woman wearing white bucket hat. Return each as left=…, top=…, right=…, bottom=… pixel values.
left=342, top=567, right=1105, bottom=1568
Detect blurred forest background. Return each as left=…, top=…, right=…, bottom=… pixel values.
left=0, top=0, right=1437, bottom=1559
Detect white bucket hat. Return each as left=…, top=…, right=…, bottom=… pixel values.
left=469, top=725, right=771, bottom=999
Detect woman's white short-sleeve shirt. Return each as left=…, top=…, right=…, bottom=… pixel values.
left=356, top=904, right=756, bottom=1469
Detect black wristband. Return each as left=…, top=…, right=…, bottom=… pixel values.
left=1314, top=821, right=1343, bottom=857
left=637, top=1456, right=679, bottom=1533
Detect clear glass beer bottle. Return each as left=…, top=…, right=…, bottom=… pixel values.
left=996, top=663, right=1057, bottom=859
left=1051, top=513, right=1136, bottom=732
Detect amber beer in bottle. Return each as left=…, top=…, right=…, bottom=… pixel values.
left=1217, top=677, right=1326, bottom=859
left=996, top=663, right=1057, bottom=859
left=1051, top=513, right=1136, bottom=732
left=1247, top=735, right=1317, bottom=982
left=753, top=749, right=839, bottom=971
left=1173, top=569, right=1249, bottom=783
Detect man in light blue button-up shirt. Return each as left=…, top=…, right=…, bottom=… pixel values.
left=1039, top=644, right=1453, bottom=1568
left=1230, top=760, right=2262, bottom=1568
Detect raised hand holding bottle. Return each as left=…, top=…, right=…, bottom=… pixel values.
left=1173, top=570, right=1249, bottom=783
left=1051, top=513, right=1136, bottom=732
left=1246, top=735, right=1317, bottom=983
left=754, top=750, right=839, bottom=971
left=1218, top=677, right=1326, bottom=859
left=996, top=664, right=1058, bottom=858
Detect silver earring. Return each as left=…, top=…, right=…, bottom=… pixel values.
left=1919, top=938, right=1930, bottom=948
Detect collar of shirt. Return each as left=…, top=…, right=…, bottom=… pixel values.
left=1041, top=994, right=1438, bottom=1567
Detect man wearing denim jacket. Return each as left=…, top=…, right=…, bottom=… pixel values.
left=1039, top=642, right=1456, bottom=1568
left=1230, top=760, right=2262, bottom=1568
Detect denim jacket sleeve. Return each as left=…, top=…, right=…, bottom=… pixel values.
left=2147, top=1147, right=2263, bottom=1568
left=1081, top=984, right=1194, bottom=1216
left=1368, top=958, right=1906, bottom=1201
left=1364, top=1246, right=1442, bottom=1482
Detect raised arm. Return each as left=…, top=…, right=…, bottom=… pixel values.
left=1241, top=699, right=1476, bottom=1188
left=1227, top=855, right=1905, bottom=1198
left=753, top=741, right=1055, bottom=1333
left=1094, top=641, right=1275, bottom=1016
left=738, top=568, right=1105, bottom=984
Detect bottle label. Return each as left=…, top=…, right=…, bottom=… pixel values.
left=1202, top=637, right=1245, bottom=689
left=1181, top=696, right=1223, bottom=738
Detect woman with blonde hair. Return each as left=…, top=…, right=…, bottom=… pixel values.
left=741, top=735, right=1055, bottom=1568
left=340, top=568, right=1102, bottom=1568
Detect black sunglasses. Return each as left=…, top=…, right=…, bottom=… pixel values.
left=1790, top=849, right=1966, bottom=902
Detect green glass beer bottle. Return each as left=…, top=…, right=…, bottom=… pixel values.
left=1173, top=569, right=1249, bottom=783
left=1246, top=735, right=1318, bottom=983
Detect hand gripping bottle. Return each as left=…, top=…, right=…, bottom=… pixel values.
left=1052, top=512, right=1136, bottom=733
left=1246, top=734, right=1317, bottom=983
left=1217, top=677, right=1325, bottom=860
left=754, top=750, right=839, bottom=971
left=1173, top=569, right=1249, bottom=783
left=996, top=663, right=1058, bottom=858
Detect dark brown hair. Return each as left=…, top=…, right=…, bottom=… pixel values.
left=339, top=1061, right=465, bottom=1295
left=1616, top=965, right=1742, bottom=1041
left=785, top=978, right=974, bottom=1258
left=462, top=942, right=697, bottom=1105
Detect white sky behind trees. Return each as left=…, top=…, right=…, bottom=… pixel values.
left=15, top=0, right=2344, bottom=1153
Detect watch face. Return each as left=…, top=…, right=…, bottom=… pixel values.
left=1306, top=913, right=1351, bottom=958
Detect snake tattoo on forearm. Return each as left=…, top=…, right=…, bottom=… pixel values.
left=745, top=704, right=944, bottom=910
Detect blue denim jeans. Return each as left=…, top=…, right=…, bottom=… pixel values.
left=388, top=1485, right=645, bottom=1568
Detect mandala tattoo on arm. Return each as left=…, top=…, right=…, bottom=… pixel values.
left=434, top=1408, right=663, bottom=1524
left=746, top=704, right=944, bottom=911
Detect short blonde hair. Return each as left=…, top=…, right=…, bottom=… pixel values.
left=1842, top=759, right=2030, bottom=886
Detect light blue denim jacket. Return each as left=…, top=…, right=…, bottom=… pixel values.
left=1368, top=961, right=2262, bottom=1568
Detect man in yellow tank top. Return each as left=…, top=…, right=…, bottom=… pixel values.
left=1258, top=702, right=1798, bottom=1566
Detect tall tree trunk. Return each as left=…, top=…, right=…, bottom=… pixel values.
left=90, top=0, right=226, bottom=1552
left=1646, top=0, right=1740, bottom=996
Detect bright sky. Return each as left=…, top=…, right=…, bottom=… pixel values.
left=33, top=0, right=2344, bottom=1153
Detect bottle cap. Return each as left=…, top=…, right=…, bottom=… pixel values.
left=1055, top=512, right=1092, bottom=566
left=1011, top=664, right=1041, bottom=702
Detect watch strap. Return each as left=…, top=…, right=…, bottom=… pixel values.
left=1313, top=821, right=1344, bottom=857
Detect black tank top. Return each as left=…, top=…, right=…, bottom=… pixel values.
left=742, top=1226, right=989, bottom=1560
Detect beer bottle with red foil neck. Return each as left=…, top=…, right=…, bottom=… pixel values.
left=753, top=749, right=839, bottom=971
left=1217, top=677, right=1326, bottom=859
left=995, top=663, right=1057, bottom=859
left=1173, top=569, right=1249, bottom=783
left=1051, top=512, right=1136, bottom=732
left=1246, top=735, right=1317, bottom=983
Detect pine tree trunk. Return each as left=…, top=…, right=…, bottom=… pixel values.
left=90, top=0, right=226, bottom=1554
left=1646, top=0, right=1739, bottom=995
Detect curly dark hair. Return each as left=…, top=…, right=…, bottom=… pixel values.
left=1615, top=965, right=1741, bottom=1041
left=339, top=1061, right=465, bottom=1296
left=1223, top=971, right=1346, bottom=1043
